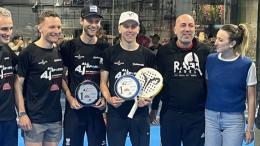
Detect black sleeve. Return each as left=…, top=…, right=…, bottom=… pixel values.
left=17, top=49, right=30, bottom=77
left=60, top=40, right=73, bottom=67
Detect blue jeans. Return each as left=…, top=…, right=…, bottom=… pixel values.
left=205, top=109, right=245, bottom=146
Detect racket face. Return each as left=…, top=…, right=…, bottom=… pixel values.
left=114, top=75, right=141, bottom=100
left=75, top=80, right=100, bottom=106
left=135, top=68, right=163, bottom=98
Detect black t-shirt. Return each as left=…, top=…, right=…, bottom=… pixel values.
left=17, top=43, right=63, bottom=123
left=0, top=45, right=17, bottom=121
left=60, top=38, right=109, bottom=112
left=101, top=44, right=155, bottom=118
left=157, top=37, right=210, bottom=112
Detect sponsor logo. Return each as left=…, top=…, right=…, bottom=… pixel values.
left=114, top=60, right=124, bottom=66
left=4, top=57, right=9, bottom=60
left=74, top=54, right=84, bottom=59
left=2, top=83, right=11, bottom=90
left=54, top=58, right=62, bottom=62
left=50, top=84, right=59, bottom=91
left=174, top=52, right=202, bottom=77
left=38, top=60, right=48, bottom=65
left=132, top=63, right=144, bottom=66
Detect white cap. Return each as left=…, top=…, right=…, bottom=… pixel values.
left=118, top=11, right=139, bottom=25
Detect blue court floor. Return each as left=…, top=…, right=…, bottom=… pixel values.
left=18, top=125, right=254, bottom=146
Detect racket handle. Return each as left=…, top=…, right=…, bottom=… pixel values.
left=128, top=98, right=138, bottom=119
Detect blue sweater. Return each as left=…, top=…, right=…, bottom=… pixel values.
left=206, top=53, right=252, bottom=112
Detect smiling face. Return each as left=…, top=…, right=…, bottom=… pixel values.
left=0, top=15, right=13, bottom=44
left=214, top=29, right=235, bottom=53
left=80, top=16, right=101, bottom=37
left=118, top=20, right=139, bottom=44
left=38, top=16, right=62, bottom=44
left=174, top=14, right=195, bottom=45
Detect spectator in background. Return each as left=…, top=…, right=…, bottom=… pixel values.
left=149, top=34, right=161, bottom=55
left=8, top=34, right=24, bottom=54
left=136, top=23, right=150, bottom=48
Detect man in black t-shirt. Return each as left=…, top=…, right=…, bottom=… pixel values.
left=60, top=5, right=108, bottom=146
left=157, top=14, right=210, bottom=146
left=0, top=7, right=18, bottom=146
left=100, top=11, right=155, bottom=146
left=15, top=11, right=64, bottom=146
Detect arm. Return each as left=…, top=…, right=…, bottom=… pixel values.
left=62, top=79, right=82, bottom=110
left=100, top=69, right=124, bottom=108
left=15, top=75, right=32, bottom=131
left=245, top=85, right=256, bottom=144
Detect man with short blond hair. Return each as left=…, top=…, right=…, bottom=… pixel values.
left=0, top=7, right=18, bottom=146
left=15, top=11, right=64, bottom=146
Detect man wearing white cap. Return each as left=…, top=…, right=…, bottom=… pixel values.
left=60, top=5, right=108, bottom=146
left=100, top=11, right=155, bottom=146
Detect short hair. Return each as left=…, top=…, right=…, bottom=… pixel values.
left=0, top=7, right=11, bottom=17
left=38, top=10, right=60, bottom=24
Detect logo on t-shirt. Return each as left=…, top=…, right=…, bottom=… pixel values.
left=38, top=60, right=48, bottom=65
left=40, top=67, right=63, bottom=80
left=0, top=65, right=13, bottom=79
left=173, top=52, right=202, bottom=77
left=2, top=83, right=11, bottom=91
left=50, top=84, right=59, bottom=91
left=75, top=54, right=84, bottom=59
left=132, top=63, right=144, bottom=66
left=114, top=60, right=124, bottom=66
left=75, top=62, right=99, bottom=75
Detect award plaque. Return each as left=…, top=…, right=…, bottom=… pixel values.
left=75, top=80, right=100, bottom=106
left=114, top=75, right=141, bottom=100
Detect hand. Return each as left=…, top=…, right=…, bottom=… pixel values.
left=17, top=40, right=24, bottom=47
left=92, top=98, right=106, bottom=110
left=18, top=115, right=32, bottom=131
left=138, top=98, right=151, bottom=107
left=107, top=96, right=124, bottom=108
left=149, top=110, right=159, bottom=124
left=244, top=130, right=254, bottom=144
left=69, top=97, right=83, bottom=110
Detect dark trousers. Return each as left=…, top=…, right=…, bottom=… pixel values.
left=63, top=108, right=106, bottom=146
left=107, top=116, right=150, bottom=146
left=0, top=119, right=18, bottom=146
left=160, top=109, right=205, bottom=146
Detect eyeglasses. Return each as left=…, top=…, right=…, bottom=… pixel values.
left=122, top=24, right=138, bottom=29
left=85, top=18, right=101, bottom=24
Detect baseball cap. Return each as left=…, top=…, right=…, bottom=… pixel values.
left=118, top=11, right=139, bottom=25
left=81, top=5, right=103, bottom=19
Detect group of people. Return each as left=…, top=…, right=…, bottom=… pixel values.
left=0, top=4, right=257, bottom=146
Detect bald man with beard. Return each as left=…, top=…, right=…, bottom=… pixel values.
left=156, top=14, right=210, bottom=146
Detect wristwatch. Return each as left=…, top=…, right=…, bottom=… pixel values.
left=18, top=112, right=27, bottom=117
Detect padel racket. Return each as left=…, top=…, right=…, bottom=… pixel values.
left=128, top=68, right=163, bottom=118
left=114, top=75, right=141, bottom=100
left=75, top=80, right=100, bottom=106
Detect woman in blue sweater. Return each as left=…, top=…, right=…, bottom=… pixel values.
left=205, top=24, right=257, bottom=146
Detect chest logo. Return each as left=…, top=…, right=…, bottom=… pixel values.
left=114, top=60, right=124, bottom=66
